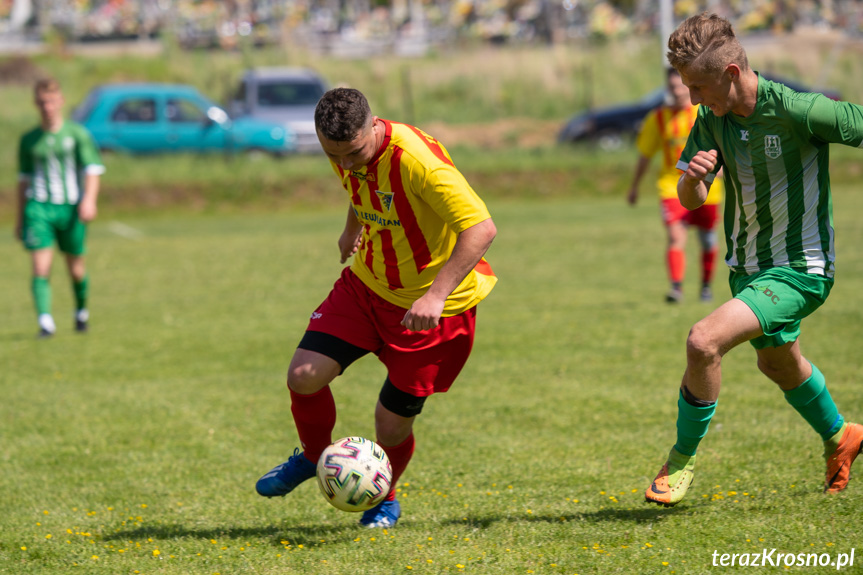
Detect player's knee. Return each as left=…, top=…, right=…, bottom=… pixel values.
left=286, top=363, right=332, bottom=394
left=686, top=323, right=721, bottom=365
left=698, top=228, right=717, bottom=250
left=375, top=419, right=413, bottom=447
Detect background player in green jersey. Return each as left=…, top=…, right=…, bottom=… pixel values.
left=16, top=78, right=105, bottom=337
left=645, top=13, right=863, bottom=507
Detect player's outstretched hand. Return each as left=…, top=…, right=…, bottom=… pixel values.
left=401, top=294, right=445, bottom=332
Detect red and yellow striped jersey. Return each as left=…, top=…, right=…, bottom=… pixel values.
left=636, top=104, right=723, bottom=205
left=331, top=120, right=496, bottom=315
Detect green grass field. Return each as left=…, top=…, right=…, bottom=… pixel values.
left=2, top=187, right=863, bottom=574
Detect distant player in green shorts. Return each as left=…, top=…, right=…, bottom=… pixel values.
left=16, top=78, right=105, bottom=337
left=645, top=13, right=863, bottom=507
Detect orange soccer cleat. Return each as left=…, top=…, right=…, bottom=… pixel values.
left=824, top=422, right=863, bottom=494
left=645, top=448, right=696, bottom=507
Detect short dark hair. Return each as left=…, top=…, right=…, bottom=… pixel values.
left=314, top=88, right=372, bottom=142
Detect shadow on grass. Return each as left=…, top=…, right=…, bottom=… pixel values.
left=445, top=505, right=688, bottom=528
left=105, top=504, right=688, bottom=548
left=105, top=522, right=373, bottom=549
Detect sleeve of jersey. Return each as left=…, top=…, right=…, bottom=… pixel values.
left=635, top=111, right=660, bottom=158
left=418, top=165, right=491, bottom=233
left=806, top=95, right=863, bottom=148
left=75, top=125, right=106, bottom=175
left=675, top=109, right=721, bottom=184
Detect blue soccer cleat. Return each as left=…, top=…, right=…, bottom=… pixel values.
left=359, top=497, right=401, bottom=528
left=256, top=448, right=316, bottom=497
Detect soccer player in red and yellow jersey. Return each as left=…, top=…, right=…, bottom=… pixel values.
left=256, top=88, right=497, bottom=527
left=628, top=68, right=723, bottom=303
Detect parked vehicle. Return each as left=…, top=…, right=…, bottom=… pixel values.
left=558, top=74, right=841, bottom=150
left=72, top=83, right=296, bottom=156
left=228, top=67, right=328, bottom=153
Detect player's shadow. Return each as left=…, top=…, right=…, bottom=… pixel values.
left=103, top=505, right=689, bottom=547
left=443, top=505, right=687, bottom=529
left=105, top=523, right=368, bottom=549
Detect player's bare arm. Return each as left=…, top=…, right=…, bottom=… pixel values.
left=678, top=149, right=718, bottom=209
left=77, top=173, right=100, bottom=222
left=338, top=203, right=363, bottom=264
left=627, top=155, right=651, bottom=205
left=15, top=180, right=27, bottom=240
left=402, top=217, right=496, bottom=332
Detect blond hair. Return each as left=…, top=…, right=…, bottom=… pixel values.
left=667, top=13, right=749, bottom=75
left=34, top=77, right=61, bottom=96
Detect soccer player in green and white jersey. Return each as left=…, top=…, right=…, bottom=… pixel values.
left=645, top=13, right=863, bottom=507
left=16, top=78, right=105, bottom=337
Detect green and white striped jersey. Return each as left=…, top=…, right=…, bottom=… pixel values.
left=18, top=121, right=105, bottom=205
left=677, top=75, right=863, bottom=277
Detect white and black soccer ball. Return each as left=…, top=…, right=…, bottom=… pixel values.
left=316, top=437, right=393, bottom=512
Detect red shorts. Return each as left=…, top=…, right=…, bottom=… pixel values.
left=661, top=197, right=719, bottom=229
left=304, top=268, right=477, bottom=397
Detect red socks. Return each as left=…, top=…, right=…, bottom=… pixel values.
left=290, top=385, right=416, bottom=502
left=380, top=433, right=415, bottom=501
left=668, top=248, right=718, bottom=286
left=290, top=386, right=337, bottom=463
left=667, top=248, right=685, bottom=283
left=702, top=247, right=717, bottom=285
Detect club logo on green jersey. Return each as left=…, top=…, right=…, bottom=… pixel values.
left=764, top=135, right=782, bottom=159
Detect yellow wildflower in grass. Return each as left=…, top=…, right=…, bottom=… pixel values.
left=45, top=534, right=52, bottom=539
left=153, top=549, right=161, bottom=556
left=20, top=547, right=26, bottom=551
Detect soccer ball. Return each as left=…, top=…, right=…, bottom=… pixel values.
left=316, top=437, right=392, bottom=512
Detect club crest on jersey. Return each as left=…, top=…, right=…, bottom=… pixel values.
left=740, top=130, right=749, bottom=141
left=350, top=170, right=375, bottom=182
left=764, top=135, right=782, bottom=159
left=376, top=190, right=394, bottom=212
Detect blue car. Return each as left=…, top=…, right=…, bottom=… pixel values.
left=72, top=83, right=296, bottom=155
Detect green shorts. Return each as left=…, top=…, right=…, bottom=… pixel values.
left=21, top=201, right=87, bottom=255
left=730, top=267, right=833, bottom=350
